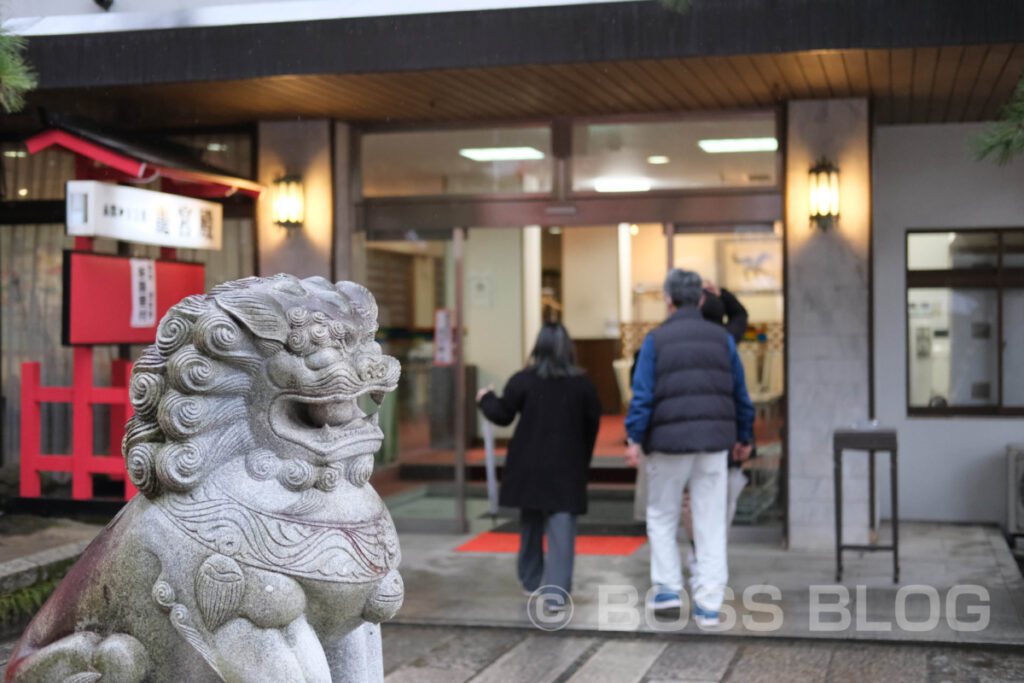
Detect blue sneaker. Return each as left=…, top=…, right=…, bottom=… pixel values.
left=647, top=589, right=682, bottom=611
left=694, top=603, right=720, bottom=627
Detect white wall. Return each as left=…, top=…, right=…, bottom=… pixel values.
left=873, top=122, right=1024, bottom=525
left=522, top=226, right=542, bottom=355
left=465, top=228, right=523, bottom=438
left=562, top=226, right=620, bottom=339
left=257, top=120, right=333, bottom=279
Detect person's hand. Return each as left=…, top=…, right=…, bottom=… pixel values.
left=733, top=442, right=753, bottom=462
left=703, top=279, right=721, bottom=296
left=625, top=443, right=641, bottom=467
left=475, top=385, right=494, bottom=403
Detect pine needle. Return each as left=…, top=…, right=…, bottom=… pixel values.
left=973, top=76, right=1024, bottom=166
left=0, top=30, right=38, bottom=114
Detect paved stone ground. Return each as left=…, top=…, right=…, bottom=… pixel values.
left=0, top=515, right=102, bottom=563
left=380, top=624, right=1024, bottom=683
left=1, top=624, right=1020, bottom=681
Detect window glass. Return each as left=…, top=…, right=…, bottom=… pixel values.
left=907, top=288, right=998, bottom=408
left=1003, top=289, right=1024, bottom=407
left=571, top=115, right=777, bottom=193
left=907, top=232, right=998, bottom=270
left=361, top=127, right=552, bottom=197
left=1004, top=232, right=1024, bottom=268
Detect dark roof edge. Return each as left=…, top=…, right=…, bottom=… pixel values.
left=25, top=0, right=1024, bottom=90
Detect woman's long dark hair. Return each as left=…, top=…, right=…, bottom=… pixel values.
left=529, top=322, right=583, bottom=379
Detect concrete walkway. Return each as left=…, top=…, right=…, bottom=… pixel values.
left=0, top=507, right=1020, bottom=650
left=393, top=509, right=1024, bottom=646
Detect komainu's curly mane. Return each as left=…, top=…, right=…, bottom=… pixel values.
left=123, top=274, right=398, bottom=498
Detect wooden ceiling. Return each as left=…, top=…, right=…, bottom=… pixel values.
left=21, top=44, right=1024, bottom=130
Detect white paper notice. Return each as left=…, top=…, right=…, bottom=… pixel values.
left=129, top=258, right=157, bottom=328
left=434, top=308, right=454, bottom=366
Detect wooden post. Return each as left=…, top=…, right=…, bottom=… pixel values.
left=19, top=363, right=42, bottom=497
left=71, top=346, right=94, bottom=500
left=453, top=227, right=468, bottom=534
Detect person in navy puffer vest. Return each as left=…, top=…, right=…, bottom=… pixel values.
left=625, top=268, right=754, bottom=626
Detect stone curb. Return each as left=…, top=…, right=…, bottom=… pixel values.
left=0, top=541, right=90, bottom=596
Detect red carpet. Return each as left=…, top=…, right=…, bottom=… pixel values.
left=456, top=531, right=646, bottom=556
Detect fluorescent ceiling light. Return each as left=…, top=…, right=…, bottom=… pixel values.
left=646, top=155, right=670, bottom=165
left=459, top=146, right=545, bottom=162
left=697, top=137, right=778, bottom=153
left=594, top=177, right=651, bottom=193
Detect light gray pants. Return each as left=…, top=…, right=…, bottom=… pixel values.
left=518, top=509, right=577, bottom=594
left=646, top=450, right=729, bottom=612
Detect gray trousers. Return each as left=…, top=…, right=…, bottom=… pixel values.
left=518, top=509, right=577, bottom=594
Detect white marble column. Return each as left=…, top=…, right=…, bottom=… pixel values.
left=785, top=99, right=872, bottom=551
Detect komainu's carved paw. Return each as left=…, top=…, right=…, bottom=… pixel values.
left=9, top=633, right=149, bottom=683
left=361, top=569, right=404, bottom=623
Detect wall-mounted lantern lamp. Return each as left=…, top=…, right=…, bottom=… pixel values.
left=808, top=158, right=839, bottom=230
left=272, top=175, right=304, bottom=228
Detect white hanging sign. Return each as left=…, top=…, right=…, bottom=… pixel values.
left=129, top=258, right=157, bottom=328
left=66, top=180, right=223, bottom=250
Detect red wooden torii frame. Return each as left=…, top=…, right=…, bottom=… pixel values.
left=18, top=126, right=262, bottom=501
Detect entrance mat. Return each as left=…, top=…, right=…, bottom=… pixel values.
left=489, top=519, right=648, bottom=537
left=456, top=531, right=647, bottom=556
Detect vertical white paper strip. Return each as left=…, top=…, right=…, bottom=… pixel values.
left=129, top=258, right=157, bottom=328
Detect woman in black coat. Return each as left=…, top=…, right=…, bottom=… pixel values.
left=476, top=322, right=601, bottom=599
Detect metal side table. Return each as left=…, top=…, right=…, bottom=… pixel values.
left=833, top=428, right=899, bottom=583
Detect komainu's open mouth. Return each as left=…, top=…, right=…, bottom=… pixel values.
left=270, top=392, right=385, bottom=458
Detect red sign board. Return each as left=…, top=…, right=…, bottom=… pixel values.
left=62, top=251, right=205, bottom=345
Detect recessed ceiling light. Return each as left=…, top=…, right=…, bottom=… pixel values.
left=3, top=150, right=27, bottom=158
left=17, top=188, right=28, bottom=197
left=594, top=177, right=651, bottom=193
left=459, top=147, right=545, bottom=162
left=630, top=224, right=640, bottom=236
left=698, top=137, right=778, bottom=153
left=206, top=142, right=229, bottom=152
left=548, top=227, right=562, bottom=235
left=647, top=155, right=670, bottom=165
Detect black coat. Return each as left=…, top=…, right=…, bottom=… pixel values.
left=478, top=368, right=601, bottom=514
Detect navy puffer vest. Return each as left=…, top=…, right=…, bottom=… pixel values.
left=644, top=307, right=736, bottom=454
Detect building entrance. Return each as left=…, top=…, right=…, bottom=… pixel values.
left=362, top=221, right=785, bottom=536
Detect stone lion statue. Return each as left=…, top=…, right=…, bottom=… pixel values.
left=6, top=275, right=403, bottom=683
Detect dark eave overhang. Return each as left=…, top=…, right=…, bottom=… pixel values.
left=24, top=0, right=1024, bottom=90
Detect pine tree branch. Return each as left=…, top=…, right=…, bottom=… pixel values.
left=0, top=31, right=38, bottom=114
left=973, top=76, right=1024, bottom=166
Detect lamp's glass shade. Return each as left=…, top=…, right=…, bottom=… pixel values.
left=827, top=169, right=839, bottom=216
left=273, top=177, right=304, bottom=225
left=809, top=163, right=839, bottom=219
